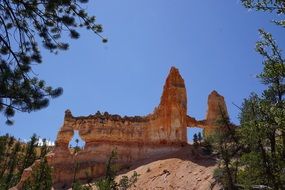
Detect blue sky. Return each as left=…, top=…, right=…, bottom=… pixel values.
left=1, top=0, right=284, bottom=144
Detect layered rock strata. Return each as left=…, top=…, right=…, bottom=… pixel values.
left=12, top=67, right=230, bottom=189
left=51, top=67, right=190, bottom=187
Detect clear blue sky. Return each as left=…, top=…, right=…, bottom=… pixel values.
left=1, top=0, right=284, bottom=144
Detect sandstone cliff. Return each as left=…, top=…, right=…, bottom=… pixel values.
left=12, top=67, right=229, bottom=189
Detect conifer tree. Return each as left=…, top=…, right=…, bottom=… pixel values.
left=0, top=134, right=54, bottom=189
left=0, top=134, right=10, bottom=178
left=4, top=141, right=21, bottom=189
left=198, top=132, right=203, bottom=144
left=241, top=0, right=285, bottom=27
left=193, top=133, right=198, bottom=148
left=22, top=138, right=52, bottom=190
left=19, top=134, right=38, bottom=175
left=209, top=111, right=240, bottom=190
left=96, top=150, right=118, bottom=190
left=237, top=1, right=285, bottom=189
left=0, top=0, right=106, bottom=125
left=238, top=29, right=285, bottom=189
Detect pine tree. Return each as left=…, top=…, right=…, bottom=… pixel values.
left=236, top=1, right=285, bottom=189
left=22, top=138, right=52, bottom=190
left=96, top=150, right=118, bottom=190
left=0, top=0, right=107, bottom=125
left=4, top=141, right=21, bottom=189
left=0, top=134, right=11, bottom=179
left=238, top=29, right=285, bottom=189
left=209, top=112, right=240, bottom=190
left=74, top=138, right=81, bottom=153
left=198, top=132, right=203, bottom=144
left=19, top=134, right=38, bottom=175
left=193, top=133, right=198, bottom=148
left=0, top=134, right=55, bottom=189
left=241, top=0, right=285, bottom=27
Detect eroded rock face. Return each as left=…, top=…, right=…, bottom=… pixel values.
left=204, top=90, right=229, bottom=136
left=50, top=67, right=190, bottom=187
left=154, top=67, right=188, bottom=143
left=13, top=67, right=230, bottom=189
left=206, top=90, right=228, bottom=123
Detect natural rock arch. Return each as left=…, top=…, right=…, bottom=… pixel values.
left=13, top=67, right=229, bottom=189
left=50, top=67, right=229, bottom=187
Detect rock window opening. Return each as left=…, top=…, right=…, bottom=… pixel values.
left=69, top=130, right=85, bottom=154
left=187, top=127, right=203, bottom=145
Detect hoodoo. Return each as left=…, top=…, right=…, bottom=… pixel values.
left=12, top=67, right=229, bottom=189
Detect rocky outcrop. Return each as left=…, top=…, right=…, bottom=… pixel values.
left=154, top=67, right=188, bottom=143
left=12, top=67, right=230, bottom=189
left=206, top=90, right=228, bottom=123
left=49, top=67, right=191, bottom=188
left=186, top=90, right=229, bottom=136
left=10, top=160, right=40, bottom=190
left=203, top=90, right=229, bottom=136
left=51, top=67, right=230, bottom=188
left=115, top=145, right=220, bottom=190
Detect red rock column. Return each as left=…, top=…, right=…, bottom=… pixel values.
left=154, top=67, right=188, bottom=144
left=204, top=90, right=229, bottom=136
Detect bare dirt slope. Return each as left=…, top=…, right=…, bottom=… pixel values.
left=115, top=145, right=220, bottom=190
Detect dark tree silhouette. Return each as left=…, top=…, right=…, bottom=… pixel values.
left=0, top=0, right=107, bottom=125
left=193, top=133, right=198, bottom=148
left=197, top=132, right=203, bottom=144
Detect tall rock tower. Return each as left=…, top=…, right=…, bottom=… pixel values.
left=204, top=90, right=229, bottom=136
left=153, top=67, right=188, bottom=143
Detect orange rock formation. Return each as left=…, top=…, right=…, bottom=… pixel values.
left=12, top=67, right=229, bottom=189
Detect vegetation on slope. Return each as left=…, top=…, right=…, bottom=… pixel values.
left=0, top=134, right=52, bottom=189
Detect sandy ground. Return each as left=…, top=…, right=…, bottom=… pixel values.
left=114, top=145, right=220, bottom=190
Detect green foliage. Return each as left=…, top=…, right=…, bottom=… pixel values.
left=212, top=168, right=225, bottom=186
left=22, top=137, right=52, bottom=190
left=205, top=2, right=285, bottom=189
left=241, top=0, right=285, bottom=27
left=74, top=138, right=82, bottom=153
left=197, top=132, right=203, bottom=143
left=96, top=178, right=116, bottom=190
left=0, top=0, right=106, bottom=125
left=96, top=150, right=139, bottom=190
left=0, top=134, right=14, bottom=179
left=96, top=150, right=118, bottom=190
left=201, top=139, right=213, bottom=155
left=118, top=172, right=139, bottom=190
left=193, top=133, right=198, bottom=148
left=237, top=152, right=265, bottom=188
left=0, top=134, right=52, bottom=190
left=118, top=176, right=129, bottom=190
left=0, top=135, right=23, bottom=189
left=19, top=134, right=38, bottom=175
left=208, top=118, right=241, bottom=190
left=4, top=141, right=21, bottom=189
left=23, top=158, right=52, bottom=190
left=212, top=2, right=285, bottom=188
left=192, top=132, right=204, bottom=147
left=71, top=181, right=92, bottom=190
left=237, top=29, right=285, bottom=189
